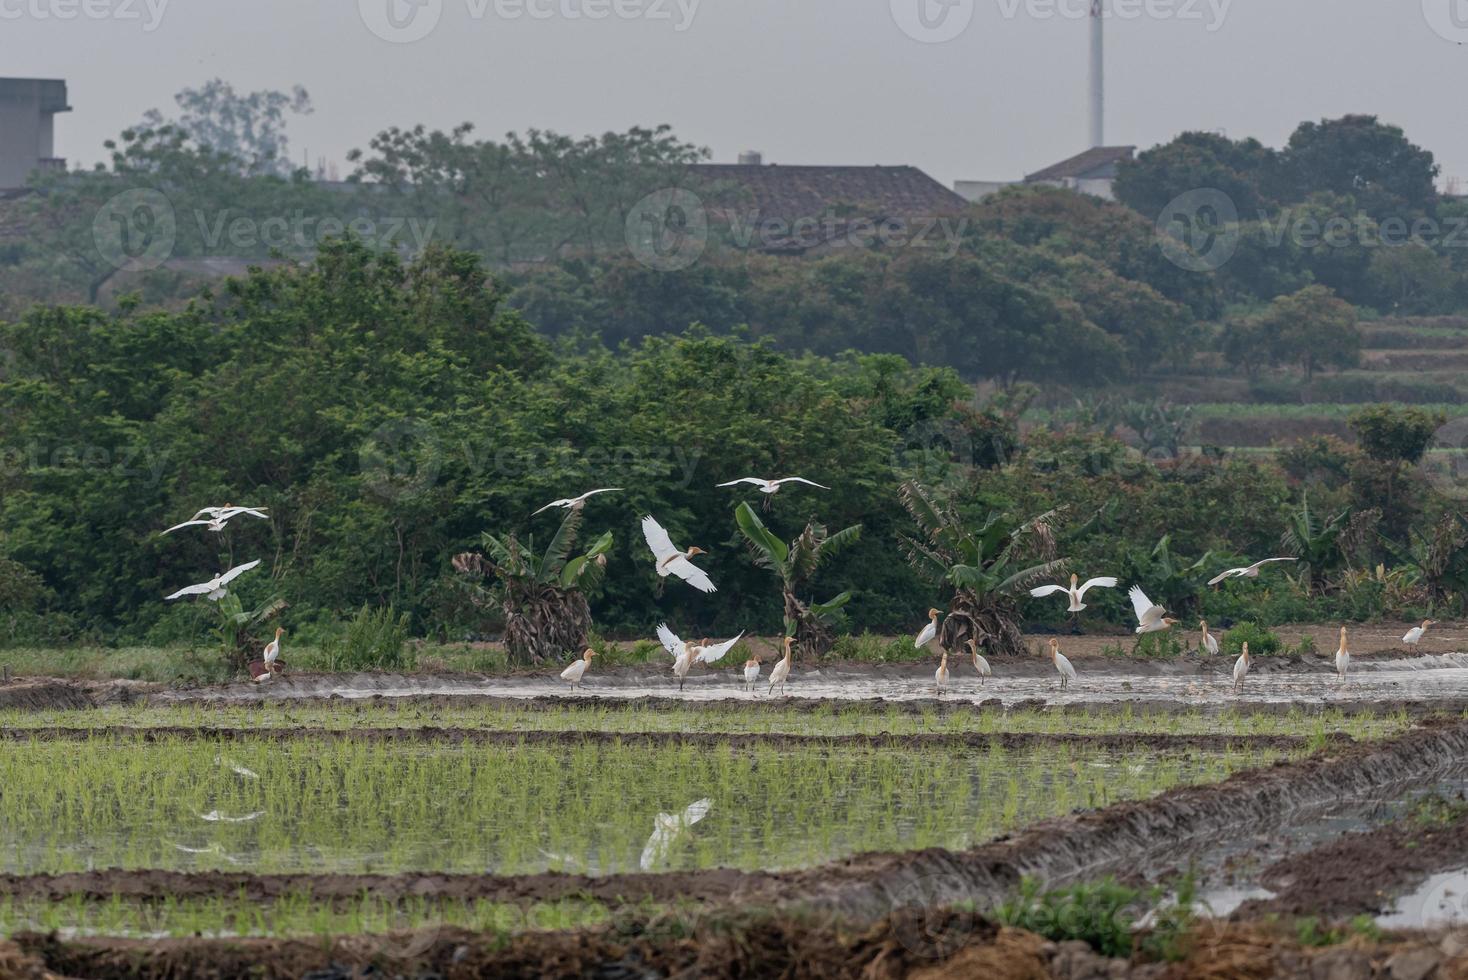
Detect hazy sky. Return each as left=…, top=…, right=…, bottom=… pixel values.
left=7, top=0, right=1468, bottom=189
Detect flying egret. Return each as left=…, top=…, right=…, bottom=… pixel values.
left=768, top=636, right=794, bottom=696
left=717, top=476, right=829, bottom=510
left=914, top=608, right=941, bottom=649
left=1207, top=557, right=1297, bottom=587
left=934, top=648, right=950, bottom=694
left=639, top=798, right=712, bottom=871
left=1128, top=586, right=1178, bottom=634
left=1335, top=626, right=1350, bottom=682
left=1048, top=638, right=1076, bottom=689
left=641, top=516, right=716, bottom=593
left=968, top=638, right=992, bottom=685
left=532, top=488, right=623, bottom=516
left=1232, top=641, right=1250, bottom=693
left=559, top=648, right=597, bottom=691
left=163, top=505, right=269, bottom=535
left=165, top=560, right=261, bottom=602
left=1198, top=620, right=1220, bottom=656
left=1029, top=573, right=1119, bottom=612
left=1403, top=619, right=1436, bottom=647
left=743, top=655, right=761, bottom=694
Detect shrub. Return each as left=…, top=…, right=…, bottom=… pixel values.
left=322, top=604, right=414, bottom=671
left=1218, top=621, right=1280, bottom=657
left=995, top=877, right=1141, bottom=958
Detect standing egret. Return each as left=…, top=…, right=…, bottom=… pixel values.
left=657, top=624, right=695, bottom=691
left=687, top=633, right=746, bottom=666
left=165, top=560, right=261, bottom=602
left=743, top=655, right=761, bottom=693
left=1335, top=626, right=1350, bottom=682
left=263, top=627, right=284, bottom=666
left=914, top=608, right=941, bottom=649
left=1198, top=620, right=1220, bottom=656
left=639, top=798, right=712, bottom=871
left=1128, top=586, right=1178, bottom=634
left=1207, top=557, right=1297, bottom=586
left=1403, top=619, right=1436, bottom=648
left=717, top=476, right=829, bottom=510
left=532, top=488, right=623, bottom=516
left=641, top=516, right=716, bottom=593
left=768, top=636, right=794, bottom=696
left=559, top=648, right=597, bottom=691
left=1048, top=638, right=1076, bottom=689
left=968, top=638, right=992, bottom=685
left=1232, top=642, right=1250, bottom=693
left=1029, top=573, right=1119, bottom=612
left=934, top=648, right=950, bottom=694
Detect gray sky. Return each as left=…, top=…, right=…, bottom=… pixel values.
left=8, top=0, right=1468, bottom=189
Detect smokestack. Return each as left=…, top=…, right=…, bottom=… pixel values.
left=1089, top=0, right=1103, bottom=148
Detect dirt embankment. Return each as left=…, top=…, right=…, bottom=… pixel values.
left=8, top=917, right=1468, bottom=980
left=0, top=725, right=1331, bottom=754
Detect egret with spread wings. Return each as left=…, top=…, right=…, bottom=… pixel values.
left=165, top=560, right=261, bottom=602
left=1029, top=573, right=1118, bottom=612
left=641, top=516, right=716, bottom=593
left=1206, top=557, right=1296, bottom=587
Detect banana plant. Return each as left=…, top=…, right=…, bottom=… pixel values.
left=734, top=502, right=861, bottom=659
left=453, top=507, right=613, bottom=665
left=896, top=480, right=1066, bottom=657
left=212, top=592, right=287, bottom=673
left=1279, top=495, right=1350, bottom=594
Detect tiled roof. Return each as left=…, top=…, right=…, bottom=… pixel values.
left=1024, top=146, right=1135, bottom=183
left=689, top=164, right=967, bottom=222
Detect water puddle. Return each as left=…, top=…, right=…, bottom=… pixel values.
left=1377, top=868, right=1468, bottom=929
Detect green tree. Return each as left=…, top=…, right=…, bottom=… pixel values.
left=1114, top=131, right=1277, bottom=219
left=139, top=79, right=313, bottom=177
left=1277, top=115, right=1439, bottom=222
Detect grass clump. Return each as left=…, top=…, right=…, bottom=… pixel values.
left=321, top=605, right=414, bottom=671
left=996, top=876, right=1140, bottom=957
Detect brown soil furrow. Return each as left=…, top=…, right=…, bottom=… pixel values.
left=0, top=725, right=1327, bottom=753
left=4, top=722, right=1465, bottom=917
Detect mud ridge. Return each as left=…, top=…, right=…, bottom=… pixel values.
left=0, top=725, right=1332, bottom=754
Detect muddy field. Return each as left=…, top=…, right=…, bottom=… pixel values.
left=3, top=643, right=1468, bottom=979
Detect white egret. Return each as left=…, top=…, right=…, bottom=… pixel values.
left=165, top=560, right=261, bottom=602
left=768, top=636, right=794, bottom=696
left=934, top=648, right=950, bottom=694
left=1403, top=619, right=1436, bottom=647
left=1198, top=620, right=1220, bottom=656
left=743, top=655, right=761, bottom=693
left=717, top=476, right=829, bottom=510
left=1232, top=641, right=1250, bottom=693
left=1029, top=573, right=1119, bottom=612
left=914, top=608, right=940, bottom=649
left=263, top=627, right=284, bottom=666
left=1335, top=626, right=1350, bottom=682
left=532, top=488, right=623, bottom=516
left=968, top=638, right=992, bottom=685
left=688, top=633, right=745, bottom=666
left=1048, top=638, right=1076, bottom=689
left=1128, top=586, right=1178, bottom=634
left=559, top=648, right=597, bottom=691
left=163, top=505, right=269, bottom=535
left=641, top=516, right=716, bottom=593
left=1207, top=557, right=1297, bottom=587
left=639, top=798, right=712, bottom=871
left=657, top=625, right=742, bottom=691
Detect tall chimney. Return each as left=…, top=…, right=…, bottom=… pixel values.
left=1089, top=0, right=1104, bottom=148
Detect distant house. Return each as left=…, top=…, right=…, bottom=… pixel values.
left=953, top=179, right=1020, bottom=203
left=0, top=78, right=70, bottom=192
left=688, top=157, right=968, bottom=256
left=1022, top=146, right=1135, bottom=200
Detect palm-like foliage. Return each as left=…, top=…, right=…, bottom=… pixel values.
left=1128, top=534, right=1215, bottom=615
left=734, top=502, right=861, bottom=659
left=896, top=481, right=1065, bottom=657
left=1279, top=495, right=1350, bottom=594
left=452, top=507, right=613, bottom=665
left=213, top=592, right=287, bottom=673
left=1393, top=513, right=1468, bottom=605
